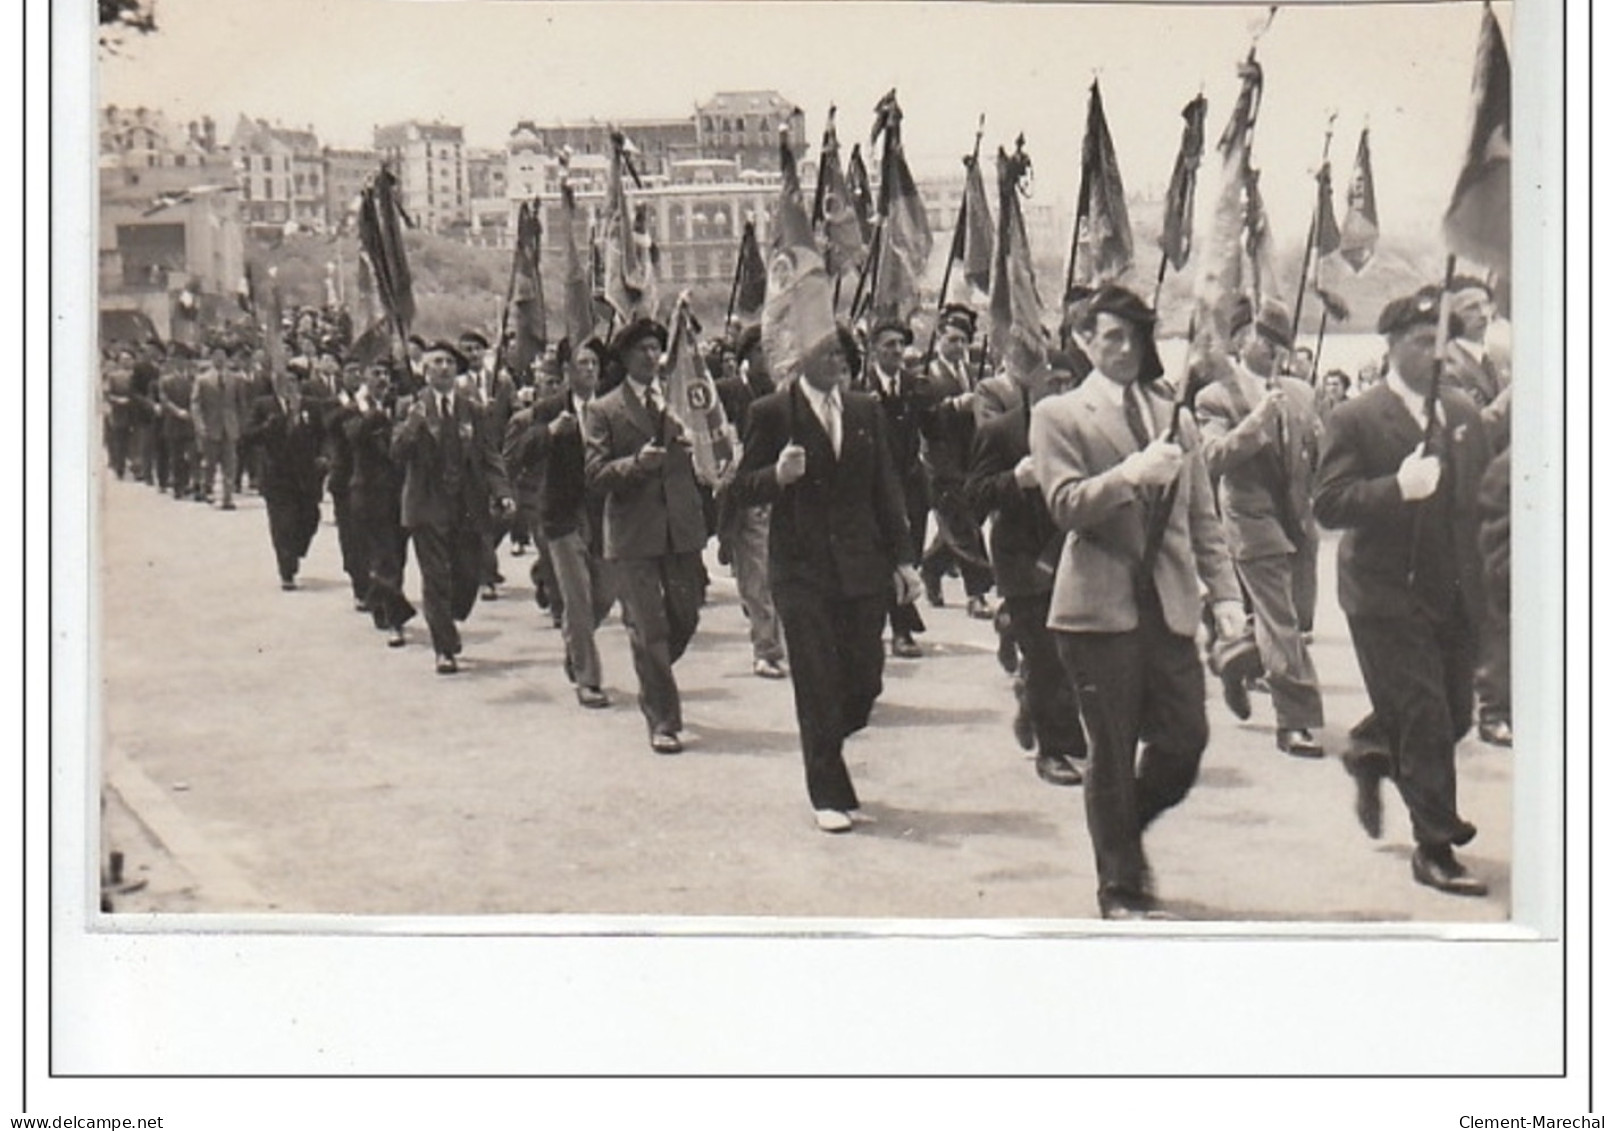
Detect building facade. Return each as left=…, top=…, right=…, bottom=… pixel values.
left=695, top=91, right=805, bottom=174
left=374, top=120, right=467, bottom=235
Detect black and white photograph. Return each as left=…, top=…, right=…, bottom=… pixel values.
left=37, top=0, right=1585, bottom=1108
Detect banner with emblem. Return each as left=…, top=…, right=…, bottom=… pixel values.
left=812, top=107, right=868, bottom=279
left=664, top=295, right=735, bottom=487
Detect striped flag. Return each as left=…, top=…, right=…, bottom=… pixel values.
left=761, top=128, right=846, bottom=389
left=507, top=200, right=547, bottom=379
left=949, top=149, right=995, bottom=301
left=665, top=296, right=735, bottom=487
left=560, top=183, right=596, bottom=347
left=812, top=107, right=867, bottom=277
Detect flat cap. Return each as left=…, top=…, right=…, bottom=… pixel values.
left=457, top=330, right=491, bottom=351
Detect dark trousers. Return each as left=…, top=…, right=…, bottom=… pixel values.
left=411, top=522, right=484, bottom=657
left=886, top=476, right=930, bottom=638
left=1003, top=590, right=1086, bottom=761
left=105, top=421, right=132, bottom=479
left=353, top=488, right=414, bottom=631
left=331, top=488, right=368, bottom=600
left=164, top=427, right=195, bottom=497
left=1055, top=591, right=1209, bottom=902
left=775, top=584, right=888, bottom=812
left=1474, top=599, right=1510, bottom=724
left=264, top=490, right=321, bottom=582
left=1346, top=603, right=1477, bottom=850
left=128, top=420, right=155, bottom=482
left=151, top=425, right=170, bottom=488
left=611, top=551, right=704, bottom=735
left=922, top=477, right=994, bottom=598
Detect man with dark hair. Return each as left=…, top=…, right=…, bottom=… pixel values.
left=918, top=304, right=994, bottom=619
left=1194, top=296, right=1326, bottom=758
left=584, top=318, right=708, bottom=752
left=391, top=340, right=516, bottom=674
left=731, top=323, right=921, bottom=832
left=1031, top=284, right=1243, bottom=919
left=1315, top=287, right=1492, bottom=897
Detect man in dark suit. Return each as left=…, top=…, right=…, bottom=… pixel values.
left=344, top=360, right=415, bottom=648
left=242, top=370, right=327, bottom=589
left=919, top=304, right=994, bottom=619
left=458, top=330, right=520, bottom=601
left=391, top=340, right=516, bottom=674
left=323, top=358, right=376, bottom=609
left=1315, top=288, right=1493, bottom=898
left=965, top=352, right=1087, bottom=787
left=157, top=344, right=199, bottom=501
left=506, top=340, right=614, bottom=708
left=1031, top=285, right=1244, bottom=919
left=851, top=318, right=929, bottom=658
left=1194, top=297, right=1327, bottom=757
left=731, top=326, right=921, bottom=832
left=101, top=347, right=139, bottom=480
left=583, top=319, right=709, bottom=753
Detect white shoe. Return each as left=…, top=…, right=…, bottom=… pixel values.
left=814, top=809, right=853, bottom=833
left=848, top=808, right=875, bottom=825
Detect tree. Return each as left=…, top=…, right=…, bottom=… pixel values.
left=99, top=0, right=157, bottom=54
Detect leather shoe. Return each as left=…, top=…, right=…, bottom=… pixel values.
left=576, top=685, right=610, bottom=709
left=1035, top=752, right=1083, bottom=786
left=966, top=595, right=993, bottom=620
left=923, top=574, right=944, bottom=607
left=891, top=635, right=922, bottom=659
left=814, top=809, right=853, bottom=833
left=435, top=653, right=459, bottom=675
left=1411, top=846, right=1489, bottom=897
left=387, top=627, right=407, bottom=649
left=1477, top=717, right=1513, bottom=748
left=280, top=578, right=298, bottom=591
left=753, top=657, right=787, bottom=680
left=650, top=731, right=683, bottom=754
left=995, top=625, right=1019, bottom=675
left=1341, top=749, right=1389, bottom=839
left=1097, top=890, right=1161, bottom=920
left=1277, top=728, right=1325, bottom=758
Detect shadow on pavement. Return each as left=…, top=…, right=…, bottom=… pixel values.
left=868, top=701, right=999, bottom=728
left=683, top=724, right=799, bottom=756
left=849, top=802, right=1062, bottom=847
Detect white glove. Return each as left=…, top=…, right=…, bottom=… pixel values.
left=1013, top=454, right=1039, bottom=490
left=1121, top=439, right=1184, bottom=488
left=894, top=563, right=924, bottom=606
left=1212, top=600, right=1247, bottom=642
left=1396, top=443, right=1442, bottom=501
left=775, top=442, right=807, bottom=485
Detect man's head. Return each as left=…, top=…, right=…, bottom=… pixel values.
left=869, top=319, right=912, bottom=376
left=610, top=319, right=668, bottom=385
left=421, top=340, right=468, bottom=395
left=1076, top=285, right=1162, bottom=386
left=1015, top=350, right=1083, bottom=405
left=935, top=305, right=975, bottom=364
left=1449, top=276, right=1493, bottom=343
left=1321, top=369, right=1349, bottom=400
left=1289, top=345, right=1315, bottom=382
left=1228, top=296, right=1293, bottom=379
left=458, top=330, right=491, bottom=371
left=1378, top=287, right=1444, bottom=394
left=1358, top=358, right=1383, bottom=389
left=341, top=359, right=365, bottom=393
left=570, top=338, right=606, bottom=399
left=365, top=361, right=392, bottom=399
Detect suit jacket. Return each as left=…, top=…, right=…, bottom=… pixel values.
left=343, top=403, right=403, bottom=503
left=730, top=382, right=912, bottom=598
left=964, top=401, right=1061, bottom=598
left=242, top=394, right=326, bottom=499
left=158, top=369, right=196, bottom=436
left=103, top=366, right=136, bottom=428
left=852, top=364, right=926, bottom=485
left=1030, top=376, right=1239, bottom=637
left=973, top=372, right=1023, bottom=427
left=507, top=391, right=601, bottom=542
left=461, top=367, right=518, bottom=437
left=1445, top=339, right=1503, bottom=407
left=917, top=356, right=978, bottom=481
left=190, top=367, right=251, bottom=443
left=583, top=379, right=708, bottom=560
left=390, top=392, right=512, bottom=531
left=1313, top=381, right=1488, bottom=623
left=1194, top=369, right=1322, bottom=561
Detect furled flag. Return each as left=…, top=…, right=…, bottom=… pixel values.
left=868, top=91, right=934, bottom=324
left=761, top=128, right=847, bottom=389
left=506, top=200, right=547, bottom=379
left=664, top=295, right=736, bottom=488
left=1313, top=160, right=1342, bottom=259
left=812, top=106, right=868, bottom=277
left=1194, top=52, right=1265, bottom=352
left=1443, top=2, right=1511, bottom=273
left=1158, top=94, right=1208, bottom=273
left=1243, top=165, right=1281, bottom=308
left=559, top=183, right=596, bottom=348
left=845, top=143, right=874, bottom=246
left=1068, top=80, right=1135, bottom=290
left=357, top=164, right=416, bottom=338
left=1338, top=128, right=1380, bottom=272
left=632, top=201, right=661, bottom=321
left=261, top=268, right=290, bottom=385
left=988, top=137, right=1047, bottom=384
left=602, top=131, right=655, bottom=321
left=948, top=145, right=995, bottom=302
left=733, top=216, right=768, bottom=323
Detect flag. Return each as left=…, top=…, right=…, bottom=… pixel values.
left=1313, top=160, right=1342, bottom=259
left=632, top=201, right=661, bottom=320
left=1069, top=80, right=1134, bottom=288
left=506, top=200, right=547, bottom=379
left=559, top=183, right=596, bottom=347
left=665, top=296, right=736, bottom=488
left=845, top=143, right=874, bottom=245
left=346, top=318, right=393, bottom=368
left=948, top=149, right=995, bottom=302
left=761, top=129, right=847, bottom=389
left=989, top=138, right=1046, bottom=384
left=1443, top=2, right=1510, bottom=273
left=1243, top=165, right=1280, bottom=306
left=868, top=91, right=934, bottom=324
left=602, top=131, right=655, bottom=320
left=1339, top=128, right=1380, bottom=272
left=734, top=217, right=768, bottom=321
left=1158, top=94, right=1208, bottom=273
left=261, top=270, right=289, bottom=384
left=357, top=164, right=415, bottom=336
left=1194, top=53, right=1264, bottom=351
left=812, top=107, right=868, bottom=277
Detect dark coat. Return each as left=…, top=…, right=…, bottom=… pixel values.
left=506, top=391, right=602, bottom=543
left=389, top=391, right=512, bottom=531
left=964, top=401, right=1061, bottom=599
left=1313, top=382, right=1490, bottom=623
left=730, top=382, right=912, bottom=599
left=242, top=394, right=326, bottom=499
left=343, top=403, right=403, bottom=502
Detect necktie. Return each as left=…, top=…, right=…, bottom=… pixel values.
left=1123, top=384, right=1154, bottom=451
left=822, top=392, right=842, bottom=458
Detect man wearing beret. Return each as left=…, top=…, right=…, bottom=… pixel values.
left=1314, top=287, right=1492, bottom=897
left=584, top=318, right=708, bottom=753
left=1030, top=284, right=1244, bottom=919
left=852, top=318, right=930, bottom=658
left=919, top=304, right=995, bottom=619
left=391, top=340, right=516, bottom=674
left=1194, top=296, right=1327, bottom=758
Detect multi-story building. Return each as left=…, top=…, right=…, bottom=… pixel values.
left=374, top=120, right=467, bottom=235
left=506, top=117, right=699, bottom=180
left=694, top=91, right=805, bottom=174
left=230, top=116, right=327, bottom=236
left=323, top=146, right=379, bottom=234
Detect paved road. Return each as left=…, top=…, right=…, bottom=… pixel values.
left=97, top=472, right=1513, bottom=922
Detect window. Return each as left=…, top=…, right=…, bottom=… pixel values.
left=241, top=179, right=251, bottom=201
left=263, top=177, right=273, bottom=200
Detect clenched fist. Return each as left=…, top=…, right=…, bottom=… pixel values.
left=636, top=440, right=666, bottom=471
left=1396, top=443, right=1442, bottom=501
left=1013, top=454, right=1039, bottom=490
left=1121, top=438, right=1184, bottom=489
left=775, top=442, right=807, bottom=486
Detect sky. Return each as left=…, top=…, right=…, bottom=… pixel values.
left=95, top=0, right=1521, bottom=245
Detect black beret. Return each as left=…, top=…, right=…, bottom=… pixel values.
left=1377, top=287, right=1444, bottom=337
left=1080, top=284, right=1164, bottom=383
left=869, top=317, right=913, bottom=346
left=937, top=304, right=977, bottom=338
left=422, top=339, right=469, bottom=373
left=407, top=334, right=428, bottom=349
left=734, top=324, right=764, bottom=363
left=457, top=330, right=491, bottom=350
left=610, top=318, right=669, bottom=357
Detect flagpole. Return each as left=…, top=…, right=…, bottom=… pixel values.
left=1407, top=253, right=1458, bottom=586
left=926, top=115, right=985, bottom=366
left=1290, top=113, right=1337, bottom=340
left=724, top=228, right=746, bottom=330
left=493, top=201, right=526, bottom=379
